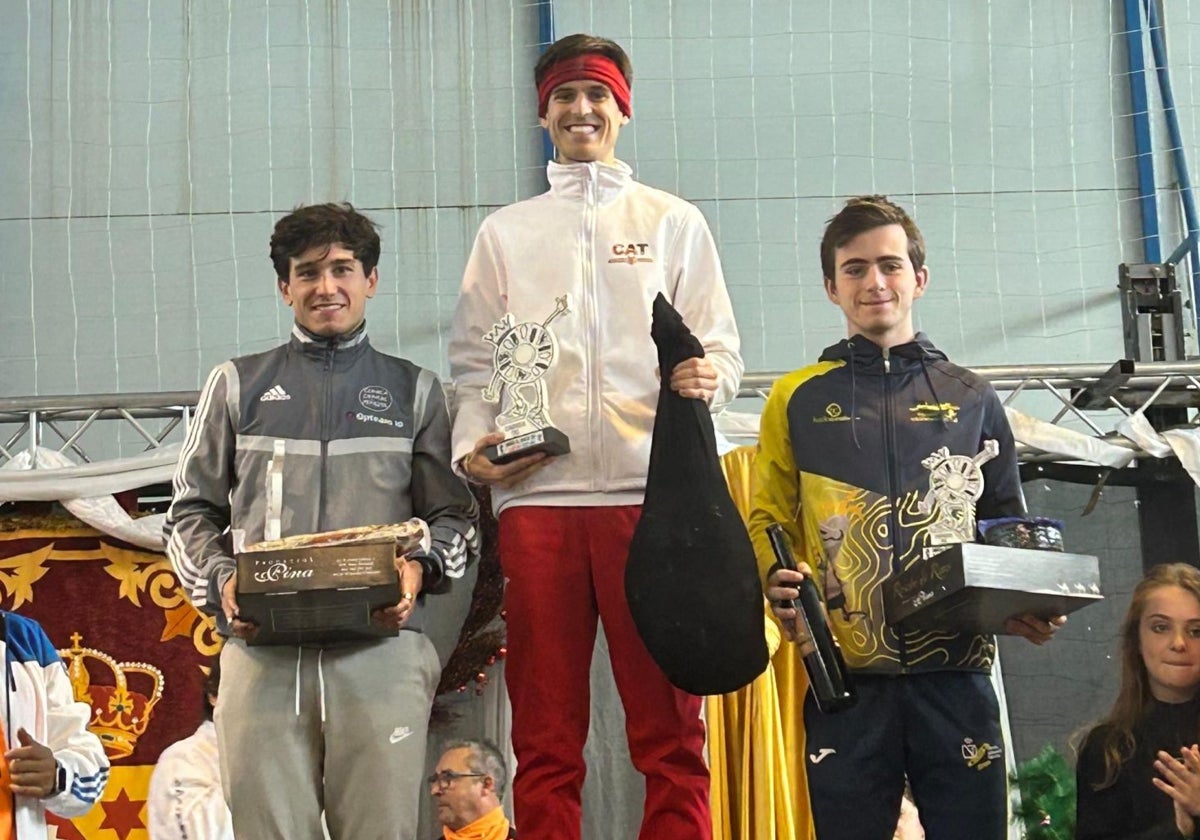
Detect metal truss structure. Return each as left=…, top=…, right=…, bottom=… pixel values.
left=0, top=391, right=197, bottom=465
left=743, top=359, right=1200, bottom=463
left=2, top=360, right=1197, bottom=468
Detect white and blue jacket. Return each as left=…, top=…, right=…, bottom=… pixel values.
left=2, top=611, right=109, bottom=836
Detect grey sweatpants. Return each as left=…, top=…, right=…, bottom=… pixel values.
left=215, top=631, right=441, bottom=840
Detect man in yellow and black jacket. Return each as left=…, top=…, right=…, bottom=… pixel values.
left=748, top=196, right=1065, bottom=840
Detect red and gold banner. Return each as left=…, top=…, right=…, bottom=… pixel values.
left=0, top=521, right=218, bottom=840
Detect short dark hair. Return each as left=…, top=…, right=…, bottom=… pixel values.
left=820, top=195, right=925, bottom=283
left=269, top=202, right=382, bottom=282
left=202, top=654, right=222, bottom=721
left=534, top=34, right=633, bottom=89
left=442, top=739, right=509, bottom=796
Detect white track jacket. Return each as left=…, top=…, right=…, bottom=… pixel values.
left=1, top=611, right=109, bottom=838
left=450, top=159, right=742, bottom=513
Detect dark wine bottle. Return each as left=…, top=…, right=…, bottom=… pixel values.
left=766, top=523, right=856, bottom=714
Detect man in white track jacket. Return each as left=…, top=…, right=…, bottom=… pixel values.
left=0, top=610, right=109, bottom=837
left=449, top=34, right=742, bottom=840
left=147, top=657, right=231, bottom=840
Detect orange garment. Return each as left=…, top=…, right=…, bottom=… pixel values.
left=442, top=806, right=512, bottom=840
left=0, top=720, right=13, bottom=840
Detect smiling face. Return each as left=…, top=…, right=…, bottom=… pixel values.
left=1139, top=584, right=1200, bottom=703
left=279, top=243, right=377, bottom=337
left=540, top=79, right=628, bottom=164
left=825, top=223, right=928, bottom=349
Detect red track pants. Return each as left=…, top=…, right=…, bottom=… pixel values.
left=498, top=505, right=711, bottom=840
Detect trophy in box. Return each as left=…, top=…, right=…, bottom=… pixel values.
left=236, top=519, right=430, bottom=646
left=883, top=440, right=1102, bottom=635
left=480, top=295, right=572, bottom=465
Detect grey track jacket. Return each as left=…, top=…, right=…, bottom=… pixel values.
left=165, top=323, right=479, bottom=637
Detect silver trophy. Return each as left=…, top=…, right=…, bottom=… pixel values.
left=480, top=295, right=572, bottom=465
left=884, top=438, right=1104, bottom=635
left=917, top=439, right=999, bottom=550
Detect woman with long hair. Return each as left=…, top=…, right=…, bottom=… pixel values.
left=1077, top=563, right=1200, bottom=838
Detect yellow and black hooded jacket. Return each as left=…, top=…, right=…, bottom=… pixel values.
left=748, top=333, right=1024, bottom=675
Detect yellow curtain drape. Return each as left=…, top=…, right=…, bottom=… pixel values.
left=707, top=446, right=815, bottom=840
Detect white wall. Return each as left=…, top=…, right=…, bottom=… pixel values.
left=5, top=0, right=1192, bottom=400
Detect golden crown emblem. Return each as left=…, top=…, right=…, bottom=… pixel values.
left=58, top=632, right=165, bottom=760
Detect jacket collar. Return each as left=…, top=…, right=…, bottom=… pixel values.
left=547, top=159, right=633, bottom=204
left=289, top=320, right=370, bottom=359
left=818, top=332, right=948, bottom=372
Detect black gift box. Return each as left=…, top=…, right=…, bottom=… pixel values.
left=883, top=542, right=1102, bottom=635
left=236, top=538, right=399, bottom=646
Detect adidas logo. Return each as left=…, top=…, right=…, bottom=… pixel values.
left=260, top=385, right=291, bottom=402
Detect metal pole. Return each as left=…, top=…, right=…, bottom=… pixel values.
left=1123, top=0, right=1162, bottom=262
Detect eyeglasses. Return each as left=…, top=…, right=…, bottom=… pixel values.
left=427, top=770, right=487, bottom=790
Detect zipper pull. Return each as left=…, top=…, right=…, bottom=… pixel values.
left=882, top=347, right=890, bottom=373
left=587, top=162, right=598, bottom=202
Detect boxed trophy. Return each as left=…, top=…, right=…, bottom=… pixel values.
left=883, top=541, right=1102, bottom=634
left=236, top=519, right=430, bottom=646
left=882, top=442, right=1102, bottom=635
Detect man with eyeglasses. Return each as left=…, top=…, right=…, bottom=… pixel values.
left=428, top=740, right=514, bottom=840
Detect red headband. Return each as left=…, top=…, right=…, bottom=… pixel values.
left=537, top=55, right=632, bottom=118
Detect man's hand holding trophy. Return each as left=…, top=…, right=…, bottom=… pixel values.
left=461, top=296, right=572, bottom=489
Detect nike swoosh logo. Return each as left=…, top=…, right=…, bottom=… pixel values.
left=389, top=727, right=413, bottom=744
left=809, top=748, right=836, bottom=764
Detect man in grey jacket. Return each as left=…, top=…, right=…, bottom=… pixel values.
left=165, top=202, right=479, bottom=840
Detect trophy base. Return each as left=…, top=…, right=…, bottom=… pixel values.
left=883, top=542, right=1102, bottom=635
left=483, top=427, right=571, bottom=465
